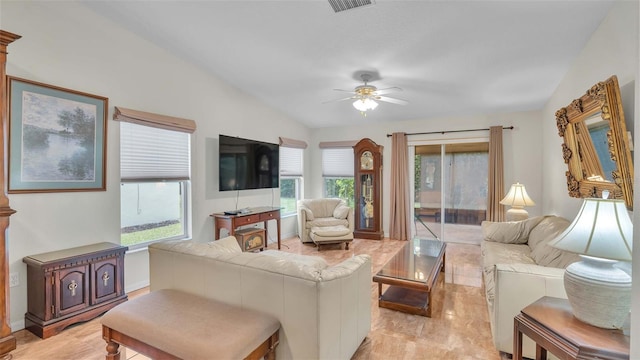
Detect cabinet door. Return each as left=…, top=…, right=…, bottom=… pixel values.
left=91, top=258, right=119, bottom=304
left=54, top=265, right=89, bottom=317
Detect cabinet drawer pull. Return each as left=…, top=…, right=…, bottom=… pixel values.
left=102, top=272, right=110, bottom=286
left=68, top=280, right=78, bottom=296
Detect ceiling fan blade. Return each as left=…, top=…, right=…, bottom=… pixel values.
left=374, top=87, right=403, bottom=95
left=322, top=96, right=355, bottom=104
left=376, top=96, right=408, bottom=105
left=333, top=88, right=356, bottom=93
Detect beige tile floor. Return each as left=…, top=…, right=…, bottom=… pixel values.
left=9, top=236, right=503, bottom=360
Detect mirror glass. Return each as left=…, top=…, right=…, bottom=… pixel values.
left=556, top=75, right=634, bottom=209
left=583, top=113, right=615, bottom=182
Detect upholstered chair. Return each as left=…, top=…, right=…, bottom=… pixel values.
left=297, top=198, right=354, bottom=243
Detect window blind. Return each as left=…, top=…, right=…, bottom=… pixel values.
left=322, top=148, right=354, bottom=177
left=120, top=121, right=191, bottom=181
left=114, top=106, right=196, bottom=133
left=280, top=146, right=303, bottom=177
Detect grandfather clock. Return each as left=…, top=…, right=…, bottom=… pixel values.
left=353, top=138, right=383, bottom=240
left=0, top=30, right=21, bottom=359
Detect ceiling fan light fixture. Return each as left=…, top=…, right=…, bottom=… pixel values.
left=353, top=98, right=378, bottom=112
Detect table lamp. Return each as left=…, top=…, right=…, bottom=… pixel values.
left=547, top=191, right=632, bottom=329
left=500, top=182, right=535, bottom=221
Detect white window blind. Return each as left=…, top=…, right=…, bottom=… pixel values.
left=120, top=122, right=191, bottom=181
left=280, top=147, right=303, bottom=177
left=322, top=148, right=354, bottom=177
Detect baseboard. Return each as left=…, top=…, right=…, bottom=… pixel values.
left=125, top=280, right=150, bottom=294
left=11, top=319, right=25, bottom=332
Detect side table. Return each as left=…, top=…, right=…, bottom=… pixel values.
left=210, top=206, right=281, bottom=250
left=514, top=296, right=629, bottom=360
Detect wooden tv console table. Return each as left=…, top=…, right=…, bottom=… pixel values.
left=211, top=206, right=281, bottom=250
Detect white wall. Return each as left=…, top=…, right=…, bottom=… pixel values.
left=1, top=1, right=310, bottom=331
left=539, top=1, right=639, bottom=356
left=309, top=110, right=544, bottom=237
left=541, top=1, right=638, bottom=218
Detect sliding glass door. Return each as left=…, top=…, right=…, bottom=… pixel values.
left=413, top=142, right=488, bottom=244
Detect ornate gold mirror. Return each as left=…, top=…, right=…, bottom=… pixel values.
left=556, top=75, right=633, bottom=209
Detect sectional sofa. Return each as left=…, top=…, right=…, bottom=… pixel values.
left=148, top=236, right=372, bottom=360
left=480, top=215, right=580, bottom=358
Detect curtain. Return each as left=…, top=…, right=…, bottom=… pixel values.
left=389, top=132, right=411, bottom=240
left=487, top=126, right=505, bottom=221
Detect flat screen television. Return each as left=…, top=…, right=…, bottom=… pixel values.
left=219, top=134, right=279, bottom=191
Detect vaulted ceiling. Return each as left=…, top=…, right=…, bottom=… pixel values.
left=84, top=0, right=614, bottom=128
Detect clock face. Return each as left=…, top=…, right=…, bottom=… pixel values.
left=361, top=151, right=374, bottom=170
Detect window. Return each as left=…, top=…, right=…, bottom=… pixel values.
left=322, top=147, right=354, bottom=207
left=119, top=120, right=192, bottom=249
left=279, top=137, right=306, bottom=216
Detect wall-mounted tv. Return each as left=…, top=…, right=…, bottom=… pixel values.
left=219, top=134, right=279, bottom=191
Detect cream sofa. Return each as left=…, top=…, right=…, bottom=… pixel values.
left=148, top=236, right=371, bottom=360
left=480, top=215, right=579, bottom=358
left=297, top=198, right=354, bottom=243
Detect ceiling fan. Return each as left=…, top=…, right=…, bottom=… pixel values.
left=325, top=73, right=408, bottom=115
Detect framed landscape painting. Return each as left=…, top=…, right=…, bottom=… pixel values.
left=7, top=77, right=108, bottom=193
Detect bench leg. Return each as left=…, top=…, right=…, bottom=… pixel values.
left=345, top=242, right=350, bottom=250
left=105, top=340, right=120, bottom=360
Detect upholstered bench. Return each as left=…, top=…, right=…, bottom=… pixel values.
left=309, top=225, right=353, bottom=250
left=101, top=289, right=280, bottom=360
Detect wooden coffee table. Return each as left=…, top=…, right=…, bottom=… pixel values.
left=372, top=238, right=446, bottom=317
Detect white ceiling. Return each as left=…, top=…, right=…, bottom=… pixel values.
left=84, top=0, right=614, bottom=129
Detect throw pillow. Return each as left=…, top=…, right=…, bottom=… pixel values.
left=481, top=216, right=544, bottom=244
left=333, top=205, right=350, bottom=219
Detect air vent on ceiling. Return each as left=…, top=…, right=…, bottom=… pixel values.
left=328, top=0, right=375, bottom=13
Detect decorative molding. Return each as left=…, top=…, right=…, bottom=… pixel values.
left=561, top=143, right=572, bottom=163
left=570, top=99, right=583, bottom=113
left=555, top=108, right=568, bottom=137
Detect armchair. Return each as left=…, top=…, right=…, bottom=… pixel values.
left=297, top=198, right=354, bottom=244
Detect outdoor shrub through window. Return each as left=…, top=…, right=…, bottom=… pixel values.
left=322, top=147, right=354, bottom=207
left=121, top=182, right=187, bottom=248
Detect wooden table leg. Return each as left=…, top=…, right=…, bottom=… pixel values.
left=513, top=315, right=523, bottom=360
left=105, top=340, right=121, bottom=360
left=276, top=217, right=281, bottom=249
left=536, top=344, right=547, bottom=360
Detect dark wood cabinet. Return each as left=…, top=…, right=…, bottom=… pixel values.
left=23, top=242, right=127, bottom=339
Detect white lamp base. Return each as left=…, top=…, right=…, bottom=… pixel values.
left=505, top=207, right=528, bottom=221
left=564, top=255, right=631, bottom=329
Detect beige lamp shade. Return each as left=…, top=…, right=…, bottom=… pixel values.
left=548, top=196, right=632, bottom=261
left=500, top=182, right=535, bottom=221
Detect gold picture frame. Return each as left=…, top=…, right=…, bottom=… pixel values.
left=555, top=75, right=633, bottom=209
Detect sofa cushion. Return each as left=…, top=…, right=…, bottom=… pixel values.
left=333, top=205, right=350, bottom=219
left=260, top=249, right=328, bottom=270
left=480, top=241, right=536, bottom=303
left=300, top=207, right=315, bottom=220
left=481, top=216, right=544, bottom=244
left=300, top=198, right=344, bottom=218
left=311, top=225, right=351, bottom=237
left=305, top=217, right=350, bottom=229
left=528, top=216, right=579, bottom=268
